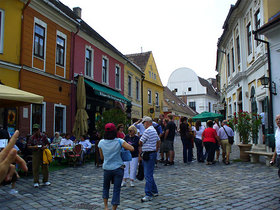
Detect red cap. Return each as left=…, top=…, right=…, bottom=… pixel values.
left=105, top=123, right=116, bottom=132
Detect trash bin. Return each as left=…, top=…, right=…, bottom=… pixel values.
left=266, top=133, right=275, bottom=149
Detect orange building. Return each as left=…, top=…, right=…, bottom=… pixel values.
left=19, top=0, right=78, bottom=136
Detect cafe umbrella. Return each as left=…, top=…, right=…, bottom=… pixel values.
left=72, top=75, right=89, bottom=139
left=192, top=111, right=224, bottom=122
left=0, top=84, right=43, bottom=107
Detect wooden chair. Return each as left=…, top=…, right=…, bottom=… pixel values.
left=67, top=144, right=82, bottom=166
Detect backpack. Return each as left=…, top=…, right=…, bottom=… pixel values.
left=153, top=124, right=161, bottom=135
left=43, top=148, right=53, bottom=164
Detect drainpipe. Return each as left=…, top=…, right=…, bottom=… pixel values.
left=20, top=0, right=31, bottom=88
left=18, top=0, right=31, bottom=133
left=70, top=25, right=80, bottom=133
left=253, top=31, right=274, bottom=134
left=141, top=75, right=145, bottom=118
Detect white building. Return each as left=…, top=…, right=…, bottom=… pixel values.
left=167, top=67, right=219, bottom=114
left=216, top=0, right=280, bottom=144
left=255, top=13, right=280, bottom=122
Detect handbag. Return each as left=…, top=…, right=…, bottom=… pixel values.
left=222, top=126, right=234, bottom=145
left=136, top=160, right=144, bottom=181
left=142, top=151, right=150, bottom=161
left=118, top=139, right=132, bottom=161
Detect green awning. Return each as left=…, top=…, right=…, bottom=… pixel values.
left=85, top=79, right=130, bottom=104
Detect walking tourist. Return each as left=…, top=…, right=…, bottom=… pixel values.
left=139, top=116, right=160, bottom=202
left=194, top=120, right=205, bottom=162
left=121, top=125, right=140, bottom=187
left=218, top=120, right=234, bottom=165
left=271, top=114, right=280, bottom=177
left=98, top=123, right=134, bottom=210
left=164, top=114, right=176, bottom=166
left=159, top=118, right=169, bottom=163
left=213, top=118, right=220, bottom=162
left=202, top=120, right=219, bottom=165
left=27, top=124, right=51, bottom=188
left=179, top=117, right=192, bottom=163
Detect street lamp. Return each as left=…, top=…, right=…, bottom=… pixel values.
left=259, top=76, right=277, bottom=95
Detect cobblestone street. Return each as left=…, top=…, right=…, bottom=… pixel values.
left=1, top=136, right=280, bottom=210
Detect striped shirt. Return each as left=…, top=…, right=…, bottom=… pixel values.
left=140, top=125, right=160, bottom=152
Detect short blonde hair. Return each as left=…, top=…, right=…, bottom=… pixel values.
left=128, top=125, right=137, bottom=134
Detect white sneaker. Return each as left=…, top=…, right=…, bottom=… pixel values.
left=9, top=189, right=18, bottom=195
left=34, top=183, right=39, bottom=188
left=130, top=180, right=135, bottom=187
left=121, top=181, right=126, bottom=187
left=43, top=181, right=51, bottom=186
left=141, top=196, right=152, bottom=202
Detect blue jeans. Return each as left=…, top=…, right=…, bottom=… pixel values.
left=103, top=167, right=124, bottom=205
left=143, top=152, right=158, bottom=196
left=181, top=137, right=192, bottom=163
left=194, top=138, right=204, bottom=162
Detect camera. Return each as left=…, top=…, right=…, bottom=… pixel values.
left=270, top=160, right=274, bottom=166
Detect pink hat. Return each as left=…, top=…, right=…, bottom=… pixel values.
left=105, top=123, right=116, bottom=132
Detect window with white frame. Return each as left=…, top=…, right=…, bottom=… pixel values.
left=247, top=22, right=252, bottom=55
left=31, top=103, right=46, bottom=133
left=0, top=9, right=4, bottom=53
left=148, top=90, right=152, bottom=104
left=155, top=92, right=159, bottom=106
left=85, top=47, right=93, bottom=78
left=54, top=104, right=66, bottom=134
left=115, top=65, right=120, bottom=90
left=255, top=9, right=261, bottom=46
left=34, top=22, right=46, bottom=59
left=136, top=80, right=140, bottom=100
left=128, top=75, right=132, bottom=97
left=231, top=47, right=235, bottom=72
left=102, top=57, right=108, bottom=84
left=56, top=35, right=65, bottom=66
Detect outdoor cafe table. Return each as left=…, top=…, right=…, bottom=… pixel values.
left=53, top=146, right=73, bottom=158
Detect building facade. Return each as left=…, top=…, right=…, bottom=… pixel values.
left=124, top=61, right=144, bottom=120
left=19, top=0, right=78, bottom=137
left=216, top=0, right=280, bottom=144
left=126, top=51, right=164, bottom=119
left=167, top=67, right=219, bottom=114
left=255, top=12, right=280, bottom=124
left=0, top=0, right=24, bottom=133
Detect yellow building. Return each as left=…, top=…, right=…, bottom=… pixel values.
left=124, top=60, right=144, bottom=120
left=0, top=0, right=24, bottom=129
left=126, top=51, right=164, bottom=119
left=0, top=0, right=23, bottom=88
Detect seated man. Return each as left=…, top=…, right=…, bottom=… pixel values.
left=79, top=135, right=92, bottom=162
left=59, top=133, right=73, bottom=146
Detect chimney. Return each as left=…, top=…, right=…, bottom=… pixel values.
left=73, top=7, right=82, bottom=18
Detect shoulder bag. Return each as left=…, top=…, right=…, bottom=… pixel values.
left=118, top=139, right=132, bottom=162
left=222, top=126, right=234, bottom=145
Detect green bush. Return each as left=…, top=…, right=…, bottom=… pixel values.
left=96, top=108, right=129, bottom=138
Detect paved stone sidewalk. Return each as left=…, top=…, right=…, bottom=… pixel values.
left=1, top=136, right=280, bottom=209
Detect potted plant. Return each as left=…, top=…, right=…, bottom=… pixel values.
left=232, top=111, right=253, bottom=161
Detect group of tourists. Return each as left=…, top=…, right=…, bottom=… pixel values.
left=4, top=114, right=280, bottom=210
left=97, top=113, right=236, bottom=209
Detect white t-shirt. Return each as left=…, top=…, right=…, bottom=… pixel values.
left=195, top=126, right=205, bottom=140
left=60, top=138, right=73, bottom=146
left=275, top=127, right=280, bottom=155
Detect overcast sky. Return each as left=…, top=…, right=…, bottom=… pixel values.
left=60, top=0, right=237, bottom=86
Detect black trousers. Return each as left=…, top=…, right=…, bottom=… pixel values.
left=204, top=142, right=216, bottom=162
